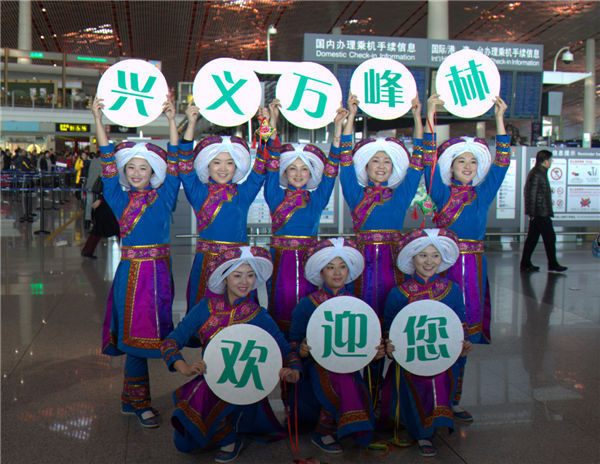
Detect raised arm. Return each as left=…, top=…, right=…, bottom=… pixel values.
left=412, top=92, right=423, bottom=140
left=183, top=102, right=199, bottom=142
left=494, top=96, right=507, bottom=136
left=424, top=93, right=443, bottom=135
left=343, top=93, right=359, bottom=137
left=91, top=97, right=108, bottom=147
left=163, top=93, right=178, bottom=147
left=332, top=103, right=349, bottom=149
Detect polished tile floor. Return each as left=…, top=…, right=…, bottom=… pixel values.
left=2, top=197, right=599, bottom=464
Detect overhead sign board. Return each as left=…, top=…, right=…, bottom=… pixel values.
left=305, top=33, right=543, bottom=71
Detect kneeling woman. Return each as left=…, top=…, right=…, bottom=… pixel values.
left=161, top=247, right=301, bottom=463
left=382, top=229, right=472, bottom=457
left=289, top=238, right=383, bottom=453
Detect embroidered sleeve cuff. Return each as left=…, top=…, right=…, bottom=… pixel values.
left=494, top=134, right=512, bottom=167
left=253, top=154, right=267, bottom=174
left=340, top=151, right=354, bottom=167
left=339, top=134, right=353, bottom=158
left=409, top=152, right=424, bottom=170
left=161, top=338, right=183, bottom=371
left=323, top=159, right=340, bottom=178
left=422, top=132, right=437, bottom=165
left=283, top=350, right=303, bottom=371
left=99, top=144, right=115, bottom=160
left=266, top=156, right=280, bottom=171
left=178, top=141, right=195, bottom=160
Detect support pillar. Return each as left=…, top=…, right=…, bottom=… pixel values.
left=18, top=0, right=32, bottom=64
left=582, top=38, right=596, bottom=147
left=428, top=0, right=450, bottom=142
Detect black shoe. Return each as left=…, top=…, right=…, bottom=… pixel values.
left=548, top=264, right=567, bottom=272
left=520, top=264, right=540, bottom=272
left=81, top=252, right=97, bottom=259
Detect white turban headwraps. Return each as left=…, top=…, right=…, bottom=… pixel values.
left=193, top=135, right=251, bottom=184
left=279, top=143, right=326, bottom=191
left=352, top=137, right=410, bottom=188
left=303, top=237, right=365, bottom=287
left=396, top=228, right=460, bottom=275
left=437, top=136, right=492, bottom=186
left=115, top=142, right=167, bottom=190
left=207, top=246, right=273, bottom=295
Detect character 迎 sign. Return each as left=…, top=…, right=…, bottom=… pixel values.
left=96, top=59, right=169, bottom=127
left=306, top=295, right=381, bottom=373
left=435, top=49, right=500, bottom=118
left=350, top=58, right=417, bottom=120
left=203, top=324, right=282, bottom=405
left=193, top=58, right=262, bottom=127
left=389, top=300, right=464, bottom=376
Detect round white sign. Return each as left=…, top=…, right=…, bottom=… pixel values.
left=435, top=49, right=500, bottom=118
left=350, top=58, right=417, bottom=120
left=203, top=324, right=282, bottom=405
left=193, top=58, right=262, bottom=127
left=96, top=59, right=169, bottom=127
left=276, top=62, right=342, bottom=130
left=389, top=300, right=464, bottom=377
left=306, top=296, right=381, bottom=374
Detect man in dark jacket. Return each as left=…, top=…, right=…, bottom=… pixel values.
left=520, top=149, right=567, bottom=272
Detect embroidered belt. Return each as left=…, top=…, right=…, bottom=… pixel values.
left=196, top=239, right=245, bottom=254
left=270, top=235, right=317, bottom=249
left=121, top=244, right=170, bottom=260
left=458, top=239, right=484, bottom=253
left=356, top=230, right=402, bottom=245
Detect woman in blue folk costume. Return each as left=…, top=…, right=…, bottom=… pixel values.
left=263, top=100, right=349, bottom=335
left=289, top=237, right=384, bottom=453
left=339, top=93, right=424, bottom=319
left=382, top=228, right=472, bottom=457
left=178, top=104, right=269, bottom=311
left=93, top=96, right=180, bottom=428
left=161, top=246, right=301, bottom=463
left=422, top=94, right=509, bottom=420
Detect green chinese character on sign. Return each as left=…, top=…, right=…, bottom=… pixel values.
left=404, top=315, right=451, bottom=362
left=322, top=310, right=368, bottom=358
left=217, top=339, right=268, bottom=390
left=287, top=73, right=332, bottom=119
left=445, top=59, right=490, bottom=107
left=206, top=71, right=248, bottom=115
left=109, top=70, right=157, bottom=116
left=364, top=69, right=404, bottom=107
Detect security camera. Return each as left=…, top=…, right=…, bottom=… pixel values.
left=561, top=50, right=574, bottom=64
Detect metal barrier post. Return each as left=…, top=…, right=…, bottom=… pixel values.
left=34, top=172, right=49, bottom=235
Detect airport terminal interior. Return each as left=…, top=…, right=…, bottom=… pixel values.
left=2, top=1, right=599, bottom=463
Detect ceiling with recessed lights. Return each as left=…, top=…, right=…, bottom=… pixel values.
left=1, top=1, right=598, bottom=125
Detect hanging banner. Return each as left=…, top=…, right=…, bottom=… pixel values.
left=203, top=324, right=282, bottom=405
left=276, top=61, right=342, bottom=130
left=435, top=49, right=501, bottom=118
left=96, top=59, right=169, bottom=127
left=350, top=57, right=417, bottom=120
left=306, top=295, right=381, bottom=373
left=388, top=300, right=464, bottom=376
left=193, top=57, right=262, bottom=127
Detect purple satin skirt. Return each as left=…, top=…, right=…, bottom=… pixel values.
left=353, top=231, right=403, bottom=320
left=444, top=246, right=491, bottom=344
left=269, top=237, right=316, bottom=333
left=102, top=245, right=174, bottom=358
